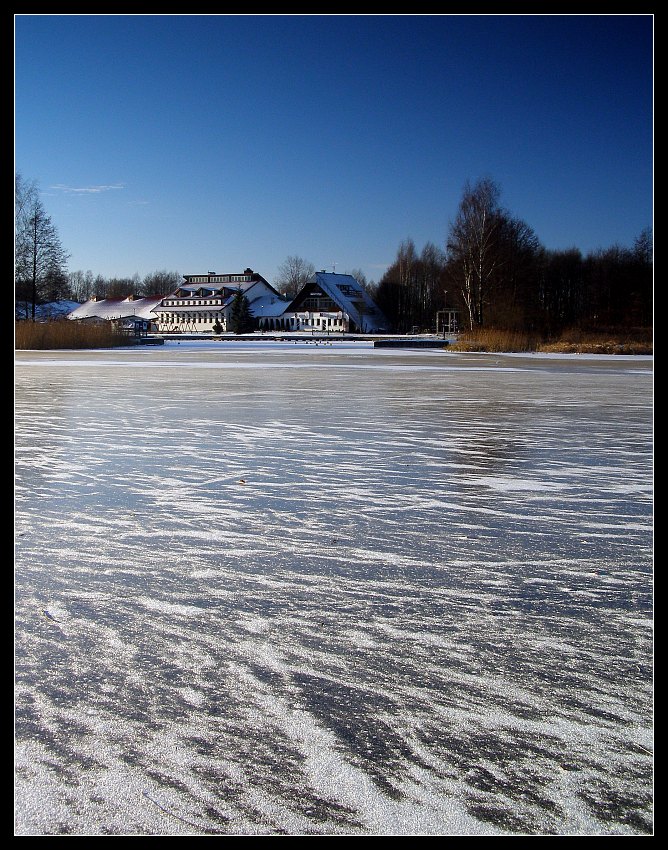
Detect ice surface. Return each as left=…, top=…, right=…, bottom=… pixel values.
left=14, top=342, right=653, bottom=835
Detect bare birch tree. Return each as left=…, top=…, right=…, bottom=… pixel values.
left=446, top=177, right=503, bottom=329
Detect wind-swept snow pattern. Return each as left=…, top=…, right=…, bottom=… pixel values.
left=15, top=342, right=653, bottom=835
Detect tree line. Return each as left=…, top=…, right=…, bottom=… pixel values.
left=374, top=177, right=652, bottom=334
left=16, top=172, right=652, bottom=335
left=66, top=269, right=183, bottom=302
left=14, top=173, right=183, bottom=319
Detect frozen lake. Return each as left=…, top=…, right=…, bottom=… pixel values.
left=14, top=340, right=654, bottom=835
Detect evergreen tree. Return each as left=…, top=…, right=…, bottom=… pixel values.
left=229, top=289, right=254, bottom=334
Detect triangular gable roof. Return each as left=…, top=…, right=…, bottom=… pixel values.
left=305, top=272, right=388, bottom=331
left=218, top=280, right=265, bottom=308
left=233, top=279, right=283, bottom=299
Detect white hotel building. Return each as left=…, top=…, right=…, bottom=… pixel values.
left=69, top=269, right=389, bottom=335
left=152, top=269, right=388, bottom=334
left=152, top=268, right=290, bottom=333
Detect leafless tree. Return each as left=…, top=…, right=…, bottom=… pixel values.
left=274, top=255, right=316, bottom=299
left=140, top=269, right=181, bottom=296
left=633, top=227, right=652, bottom=265
left=103, top=274, right=141, bottom=298
left=446, top=177, right=503, bottom=329
left=92, top=274, right=108, bottom=299
left=490, top=215, right=542, bottom=329
left=68, top=270, right=95, bottom=302
left=15, top=173, right=70, bottom=319
left=375, top=239, right=447, bottom=332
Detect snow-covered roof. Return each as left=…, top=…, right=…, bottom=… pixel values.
left=160, top=279, right=285, bottom=316
left=15, top=300, right=81, bottom=320
left=181, top=269, right=270, bottom=287
left=302, top=272, right=388, bottom=332
left=174, top=279, right=279, bottom=299
left=68, top=296, right=164, bottom=322
left=247, top=294, right=292, bottom=318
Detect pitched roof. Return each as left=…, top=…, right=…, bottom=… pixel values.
left=182, top=269, right=270, bottom=286
left=68, top=296, right=164, bottom=321
left=159, top=279, right=286, bottom=317
left=172, top=279, right=281, bottom=301
left=306, top=272, right=388, bottom=331
left=247, top=293, right=293, bottom=318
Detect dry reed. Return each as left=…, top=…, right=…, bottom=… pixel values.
left=15, top=319, right=128, bottom=350
left=449, top=328, right=540, bottom=352
left=450, top=326, right=652, bottom=355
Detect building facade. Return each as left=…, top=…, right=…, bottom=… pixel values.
left=283, top=271, right=388, bottom=333
left=69, top=269, right=391, bottom=336
left=151, top=269, right=289, bottom=333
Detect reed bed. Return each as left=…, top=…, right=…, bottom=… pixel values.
left=450, top=327, right=653, bottom=355
left=15, top=320, right=128, bottom=350
left=449, top=328, right=541, bottom=352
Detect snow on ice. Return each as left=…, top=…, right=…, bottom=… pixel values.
left=15, top=341, right=653, bottom=835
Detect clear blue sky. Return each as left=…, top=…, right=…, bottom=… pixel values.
left=15, top=13, right=654, bottom=288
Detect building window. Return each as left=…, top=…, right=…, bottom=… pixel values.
left=302, top=296, right=338, bottom=312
